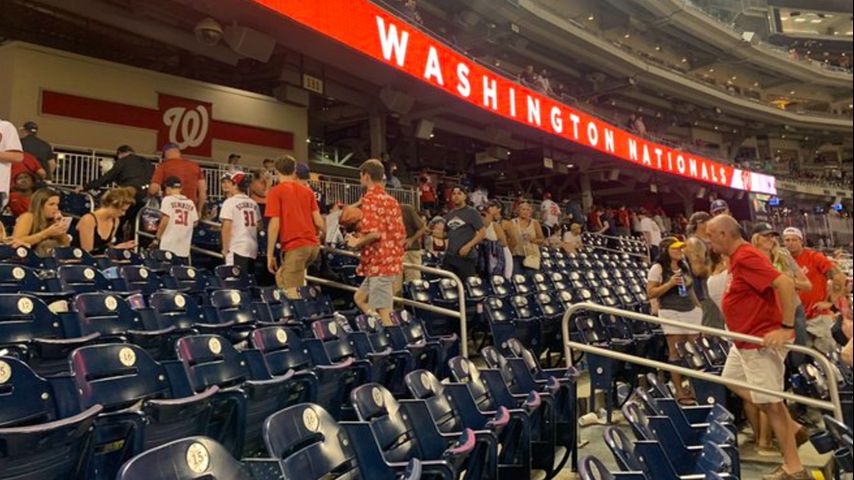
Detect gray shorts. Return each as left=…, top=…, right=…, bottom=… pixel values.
left=359, top=276, right=395, bottom=311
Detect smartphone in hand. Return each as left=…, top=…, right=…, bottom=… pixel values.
left=57, top=216, right=73, bottom=233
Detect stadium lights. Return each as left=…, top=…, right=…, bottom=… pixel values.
left=654, top=44, right=661, bottom=51
left=789, top=90, right=796, bottom=95
left=588, top=14, right=595, bottom=21
left=624, top=33, right=631, bottom=39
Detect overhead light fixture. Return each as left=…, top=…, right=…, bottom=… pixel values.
left=654, top=44, right=661, bottom=51
left=714, top=125, right=719, bottom=130
left=731, top=75, right=737, bottom=80
left=708, top=67, right=715, bottom=72
left=789, top=90, right=796, bottom=95
left=624, top=33, right=631, bottom=39
left=681, top=57, right=688, bottom=63
left=781, top=134, right=786, bottom=138
left=588, top=14, right=595, bottom=21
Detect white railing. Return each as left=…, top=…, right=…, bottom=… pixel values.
left=52, top=145, right=419, bottom=208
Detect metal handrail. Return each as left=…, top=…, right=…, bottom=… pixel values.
left=561, top=302, right=844, bottom=421
left=130, top=206, right=469, bottom=355
left=317, top=247, right=469, bottom=358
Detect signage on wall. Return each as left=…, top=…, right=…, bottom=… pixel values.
left=40, top=90, right=294, bottom=157
left=251, top=0, right=776, bottom=194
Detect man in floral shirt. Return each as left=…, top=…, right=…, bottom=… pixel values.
left=347, top=159, right=405, bottom=326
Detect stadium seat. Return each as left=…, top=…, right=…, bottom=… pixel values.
left=0, top=244, right=43, bottom=268
left=305, top=318, right=385, bottom=392
left=448, top=356, right=559, bottom=477
left=0, top=263, right=71, bottom=300
left=404, top=369, right=532, bottom=478
left=290, top=286, right=337, bottom=322
left=73, top=292, right=142, bottom=338
left=175, top=334, right=296, bottom=455
left=69, top=343, right=218, bottom=475
left=58, top=265, right=119, bottom=295
left=351, top=383, right=482, bottom=479
left=52, top=246, right=100, bottom=268
left=116, top=436, right=281, bottom=480
left=202, top=289, right=257, bottom=343
left=162, top=265, right=212, bottom=296
left=485, top=296, right=542, bottom=357
left=263, top=403, right=424, bottom=480
left=215, top=264, right=254, bottom=290
left=578, top=455, right=646, bottom=480
left=142, top=249, right=183, bottom=272
left=0, top=356, right=103, bottom=480
left=350, top=314, right=416, bottom=396
left=250, top=326, right=356, bottom=420
left=387, top=310, right=459, bottom=378
left=116, top=265, right=161, bottom=296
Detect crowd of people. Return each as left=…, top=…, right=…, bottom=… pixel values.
left=644, top=203, right=852, bottom=480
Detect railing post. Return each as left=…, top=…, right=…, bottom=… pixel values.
left=561, top=302, right=844, bottom=422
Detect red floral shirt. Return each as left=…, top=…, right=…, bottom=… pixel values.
left=358, top=185, right=406, bottom=277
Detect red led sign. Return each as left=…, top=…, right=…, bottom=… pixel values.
left=252, top=0, right=776, bottom=194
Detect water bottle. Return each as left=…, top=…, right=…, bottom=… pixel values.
left=677, top=273, right=688, bottom=297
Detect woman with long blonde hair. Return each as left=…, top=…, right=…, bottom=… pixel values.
left=12, top=187, right=71, bottom=255
left=74, top=186, right=138, bottom=255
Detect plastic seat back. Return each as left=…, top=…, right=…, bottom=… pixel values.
left=405, top=369, right=460, bottom=433
left=210, top=289, right=255, bottom=326
left=251, top=327, right=313, bottom=376
left=74, top=292, right=141, bottom=336
left=176, top=335, right=248, bottom=392
left=117, top=436, right=256, bottom=480
left=0, top=356, right=58, bottom=427
left=604, top=426, right=645, bottom=472
left=0, top=294, right=65, bottom=346
left=70, top=343, right=170, bottom=411
left=119, top=266, right=160, bottom=296
left=351, top=383, right=419, bottom=463
left=165, top=266, right=208, bottom=293
left=215, top=265, right=253, bottom=290
left=264, top=404, right=361, bottom=479
left=149, top=290, right=203, bottom=331
left=54, top=246, right=98, bottom=267
left=448, top=356, right=494, bottom=411
left=58, top=265, right=110, bottom=294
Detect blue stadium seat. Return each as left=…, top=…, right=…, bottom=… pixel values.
left=404, top=369, right=531, bottom=478
left=203, top=289, right=257, bottom=343
left=250, top=326, right=358, bottom=419
left=253, top=287, right=298, bottom=329
left=0, top=356, right=102, bottom=480
left=578, top=455, right=646, bottom=480
left=175, top=334, right=297, bottom=455
left=161, top=265, right=212, bottom=296
left=116, top=265, right=160, bottom=296
left=58, top=265, right=118, bottom=294
left=52, top=246, right=100, bottom=268
left=387, top=310, right=458, bottom=379
left=263, top=403, right=424, bottom=480
left=116, top=436, right=281, bottom=480
left=104, top=247, right=142, bottom=267
left=73, top=292, right=142, bottom=338
left=351, top=383, right=481, bottom=479
left=215, top=264, right=254, bottom=290
left=69, top=343, right=218, bottom=476
left=142, top=249, right=183, bottom=272
left=447, top=356, right=558, bottom=477
left=349, top=314, right=416, bottom=396
left=0, top=264, right=70, bottom=299
left=0, top=244, right=43, bottom=268
left=485, top=296, right=542, bottom=357
left=290, top=286, right=337, bottom=322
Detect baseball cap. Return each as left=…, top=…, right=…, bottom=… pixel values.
left=222, top=171, right=246, bottom=185
left=296, top=163, right=311, bottom=180
left=710, top=199, right=729, bottom=214
left=751, top=222, right=778, bottom=237
left=22, top=121, right=38, bottom=134
left=161, top=143, right=180, bottom=153
left=340, top=206, right=362, bottom=227
left=668, top=240, right=686, bottom=249
left=782, top=227, right=804, bottom=240
left=163, top=176, right=182, bottom=189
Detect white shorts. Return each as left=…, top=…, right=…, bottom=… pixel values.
left=659, top=308, right=702, bottom=335
left=721, top=345, right=786, bottom=404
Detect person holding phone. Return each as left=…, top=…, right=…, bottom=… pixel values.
left=12, top=187, right=71, bottom=256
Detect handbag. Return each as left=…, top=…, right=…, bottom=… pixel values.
left=522, top=243, right=541, bottom=270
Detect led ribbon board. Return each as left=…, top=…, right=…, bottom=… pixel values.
left=252, top=0, right=776, bottom=194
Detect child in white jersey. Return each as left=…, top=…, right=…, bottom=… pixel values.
left=154, top=176, right=198, bottom=262
left=219, top=171, right=261, bottom=278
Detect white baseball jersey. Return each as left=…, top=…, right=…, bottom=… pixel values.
left=540, top=199, right=561, bottom=228
left=0, top=120, right=23, bottom=197
left=219, top=193, right=261, bottom=262
left=159, top=194, right=198, bottom=258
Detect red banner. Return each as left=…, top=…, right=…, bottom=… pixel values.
left=41, top=90, right=294, bottom=156
left=252, top=0, right=775, bottom=194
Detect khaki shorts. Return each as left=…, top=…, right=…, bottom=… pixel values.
left=403, top=250, right=423, bottom=283
left=276, top=245, right=320, bottom=290
left=721, top=345, right=786, bottom=404
left=359, top=276, right=395, bottom=311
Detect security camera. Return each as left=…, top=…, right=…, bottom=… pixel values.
left=194, top=18, right=224, bottom=46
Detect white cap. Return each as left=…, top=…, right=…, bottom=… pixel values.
left=782, top=227, right=803, bottom=240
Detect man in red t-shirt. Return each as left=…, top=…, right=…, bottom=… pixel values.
left=11, top=152, right=46, bottom=181
left=347, top=159, right=405, bottom=327
left=708, top=215, right=807, bottom=480
left=419, top=174, right=436, bottom=213
left=265, top=156, right=325, bottom=299
left=149, top=144, right=206, bottom=212
left=783, top=227, right=846, bottom=353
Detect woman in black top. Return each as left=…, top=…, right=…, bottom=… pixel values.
left=74, top=186, right=137, bottom=255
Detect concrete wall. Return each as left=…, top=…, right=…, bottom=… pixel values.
left=0, top=42, right=308, bottom=167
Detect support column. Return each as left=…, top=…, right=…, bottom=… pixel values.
left=369, top=112, right=387, bottom=158
left=580, top=173, right=593, bottom=211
